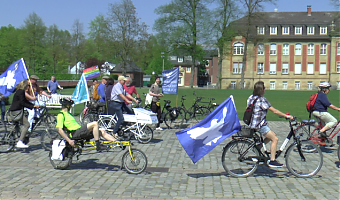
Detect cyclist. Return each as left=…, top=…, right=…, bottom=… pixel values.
left=312, top=82, right=340, bottom=137
left=247, top=81, right=293, bottom=168
left=123, top=77, right=140, bottom=113
left=56, top=98, right=120, bottom=152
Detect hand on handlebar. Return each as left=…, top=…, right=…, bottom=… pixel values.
left=34, top=105, right=40, bottom=109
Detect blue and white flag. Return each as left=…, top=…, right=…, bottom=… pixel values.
left=162, top=68, right=179, bottom=94
left=71, top=73, right=89, bottom=104
left=0, top=58, right=29, bottom=97
left=176, top=95, right=241, bottom=164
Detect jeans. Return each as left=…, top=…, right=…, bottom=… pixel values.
left=26, top=100, right=45, bottom=131
left=123, top=103, right=133, bottom=114
left=109, top=101, right=125, bottom=134
left=0, top=100, right=5, bottom=121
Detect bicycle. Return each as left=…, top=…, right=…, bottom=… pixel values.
left=222, top=117, right=323, bottom=178
left=177, top=95, right=211, bottom=124
left=49, top=138, right=148, bottom=174
left=159, top=100, right=185, bottom=129
left=79, top=100, right=106, bottom=123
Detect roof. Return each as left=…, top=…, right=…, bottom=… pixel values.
left=111, top=61, right=143, bottom=73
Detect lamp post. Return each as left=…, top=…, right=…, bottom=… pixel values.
left=161, top=52, right=164, bottom=72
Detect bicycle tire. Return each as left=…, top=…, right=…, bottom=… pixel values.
left=41, top=129, right=61, bottom=151
left=294, top=124, right=317, bottom=141
left=82, top=114, right=97, bottom=126
left=136, top=125, right=153, bottom=144
left=0, top=131, right=15, bottom=153
left=98, top=116, right=116, bottom=133
left=285, top=140, right=323, bottom=178
left=193, top=107, right=210, bottom=122
left=222, top=140, right=259, bottom=178
left=338, top=145, right=340, bottom=161
left=164, top=109, right=185, bottom=129
left=122, top=148, right=147, bottom=174
left=49, top=146, right=73, bottom=170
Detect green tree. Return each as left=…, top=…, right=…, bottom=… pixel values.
left=45, top=24, right=63, bottom=73
left=154, top=0, right=210, bottom=88
left=0, top=25, right=24, bottom=69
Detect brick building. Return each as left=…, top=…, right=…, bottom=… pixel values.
left=222, top=5, right=340, bottom=90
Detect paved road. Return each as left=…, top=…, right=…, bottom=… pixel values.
left=0, top=121, right=339, bottom=199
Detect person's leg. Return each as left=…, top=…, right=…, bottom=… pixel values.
left=319, top=112, right=337, bottom=134
left=17, top=117, right=30, bottom=148
left=0, top=100, right=5, bottom=121
left=99, top=130, right=117, bottom=141
left=124, top=103, right=133, bottom=114
left=112, top=102, right=124, bottom=134
left=26, top=106, right=35, bottom=131
left=264, top=130, right=279, bottom=161
left=86, top=121, right=99, bottom=140
left=151, top=102, right=160, bottom=127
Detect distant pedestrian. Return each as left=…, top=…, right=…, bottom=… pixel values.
left=47, top=76, right=63, bottom=94
left=105, top=78, right=115, bottom=115
left=149, top=76, right=163, bottom=131
left=97, top=76, right=109, bottom=103
left=90, top=79, right=100, bottom=101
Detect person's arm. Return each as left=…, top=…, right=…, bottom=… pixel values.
left=25, top=91, right=36, bottom=101
left=268, top=107, right=293, bottom=120
left=149, top=85, right=163, bottom=97
left=133, top=87, right=139, bottom=98
left=47, top=81, right=51, bottom=93
left=37, top=86, right=51, bottom=98
left=98, top=84, right=105, bottom=100
left=126, top=93, right=138, bottom=103
left=57, top=81, right=63, bottom=89
left=329, top=104, right=340, bottom=111
left=119, top=94, right=132, bottom=104
left=58, top=128, right=75, bottom=147
left=18, top=90, right=35, bottom=109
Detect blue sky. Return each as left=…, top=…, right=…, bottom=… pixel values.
left=0, top=0, right=337, bottom=35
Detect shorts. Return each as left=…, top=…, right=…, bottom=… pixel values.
left=71, top=125, right=93, bottom=140
left=257, top=125, right=271, bottom=135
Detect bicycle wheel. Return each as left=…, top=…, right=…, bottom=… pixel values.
left=164, top=109, right=185, bottom=129
left=49, top=145, right=73, bottom=170
left=122, top=149, right=147, bottom=174
left=285, top=140, right=323, bottom=178
left=294, top=124, right=317, bottom=141
left=82, top=114, right=97, bottom=126
left=0, top=131, right=15, bottom=153
left=222, top=140, right=259, bottom=178
left=41, top=129, right=61, bottom=151
left=338, top=145, right=340, bottom=161
left=193, top=107, right=210, bottom=122
left=98, top=116, right=116, bottom=132
left=136, top=125, right=153, bottom=144
left=44, top=114, right=57, bottom=128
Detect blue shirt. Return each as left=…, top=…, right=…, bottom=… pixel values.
left=111, top=82, right=126, bottom=102
left=314, top=91, right=331, bottom=112
left=97, top=83, right=106, bottom=103
left=47, top=80, right=59, bottom=94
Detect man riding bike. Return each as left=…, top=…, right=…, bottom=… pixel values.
left=312, top=82, right=340, bottom=137
left=56, top=98, right=120, bottom=152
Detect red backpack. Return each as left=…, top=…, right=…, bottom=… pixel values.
left=306, top=93, right=318, bottom=112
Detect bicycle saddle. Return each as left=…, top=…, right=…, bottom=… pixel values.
left=301, top=119, right=316, bottom=125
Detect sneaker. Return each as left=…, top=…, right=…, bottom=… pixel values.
left=268, top=160, right=284, bottom=168
left=96, top=144, right=107, bottom=152
left=156, top=127, right=163, bottom=131
left=16, top=140, right=29, bottom=148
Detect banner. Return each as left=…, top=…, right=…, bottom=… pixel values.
left=162, top=68, right=179, bottom=94
left=71, top=73, right=90, bottom=104
left=176, top=96, right=241, bottom=164
left=0, top=58, right=29, bottom=97
left=83, top=66, right=100, bottom=80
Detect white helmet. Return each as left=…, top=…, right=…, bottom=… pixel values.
left=319, top=82, right=331, bottom=88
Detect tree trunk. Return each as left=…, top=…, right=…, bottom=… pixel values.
left=216, top=47, right=223, bottom=89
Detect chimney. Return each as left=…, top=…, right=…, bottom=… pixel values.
left=307, top=5, right=312, bottom=16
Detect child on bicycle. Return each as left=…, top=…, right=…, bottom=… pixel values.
left=56, top=98, right=120, bottom=152
left=247, top=81, right=293, bottom=167
left=312, top=82, right=340, bottom=137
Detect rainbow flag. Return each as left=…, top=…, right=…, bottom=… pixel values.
left=83, top=66, right=100, bottom=80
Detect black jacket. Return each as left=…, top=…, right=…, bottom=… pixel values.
left=9, top=89, right=34, bottom=111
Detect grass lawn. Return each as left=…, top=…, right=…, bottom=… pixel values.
left=5, top=87, right=340, bottom=121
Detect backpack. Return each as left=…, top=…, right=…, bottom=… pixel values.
left=243, top=97, right=259, bottom=126
left=92, top=84, right=100, bottom=100
left=306, top=93, right=318, bottom=113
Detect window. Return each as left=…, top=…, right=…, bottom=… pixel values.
left=282, top=27, right=289, bottom=35
left=282, top=63, right=289, bottom=74
left=230, top=81, right=236, bottom=89
left=320, top=44, right=327, bottom=55
left=270, top=81, right=275, bottom=89
left=170, top=56, right=177, bottom=60
left=320, top=63, right=326, bottom=74
left=270, top=26, right=277, bottom=35
left=295, top=81, right=300, bottom=90
left=257, top=44, right=264, bottom=55
left=282, top=81, right=288, bottom=89
left=295, top=63, right=301, bottom=74
left=186, top=67, right=191, bottom=73
left=178, top=57, right=183, bottom=62
left=307, top=26, right=314, bottom=35
left=337, top=81, right=340, bottom=90
left=338, top=43, right=340, bottom=55
left=257, top=27, right=264, bottom=35
left=308, top=81, right=313, bottom=90
left=307, top=63, right=314, bottom=74
left=320, top=27, right=327, bottom=35
left=257, top=63, right=264, bottom=73
left=283, top=44, right=289, bottom=55
left=307, top=44, right=314, bottom=55
left=233, top=62, right=242, bottom=74
left=270, top=63, right=276, bottom=74
left=295, top=44, right=302, bottom=55
left=233, top=42, right=244, bottom=55
left=295, top=26, right=302, bottom=35
left=337, top=62, right=340, bottom=73
left=270, top=44, right=276, bottom=55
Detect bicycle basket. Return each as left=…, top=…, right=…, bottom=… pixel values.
left=237, top=126, right=255, bottom=137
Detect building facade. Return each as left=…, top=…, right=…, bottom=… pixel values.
left=222, top=5, right=340, bottom=90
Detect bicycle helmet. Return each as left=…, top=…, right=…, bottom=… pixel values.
left=60, top=97, right=74, bottom=106
left=318, top=82, right=331, bottom=88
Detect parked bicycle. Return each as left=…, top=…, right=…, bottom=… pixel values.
left=79, top=100, right=106, bottom=122
left=177, top=95, right=211, bottom=124
left=222, top=117, right=323, bottom=178
left=49, top=139, right=147, bottom=174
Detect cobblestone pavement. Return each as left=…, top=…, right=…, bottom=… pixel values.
left=0, top=121, right=339, bottom=199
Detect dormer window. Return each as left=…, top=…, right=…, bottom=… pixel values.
left=178, top=57, right=183, bottom=62
left=307, top=26, right=314, bottom=35
left=270, top=26, right=277, bottom=35
left=282, top=27, right=289, bottom=35
left=320, top=27, right=327, bottom=35
left=295, top=26, right=302, bottom=35
left=257, top=27, right=265, bottom=35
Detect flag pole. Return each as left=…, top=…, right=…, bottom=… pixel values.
left=21, top=58, right=35, bottom=98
